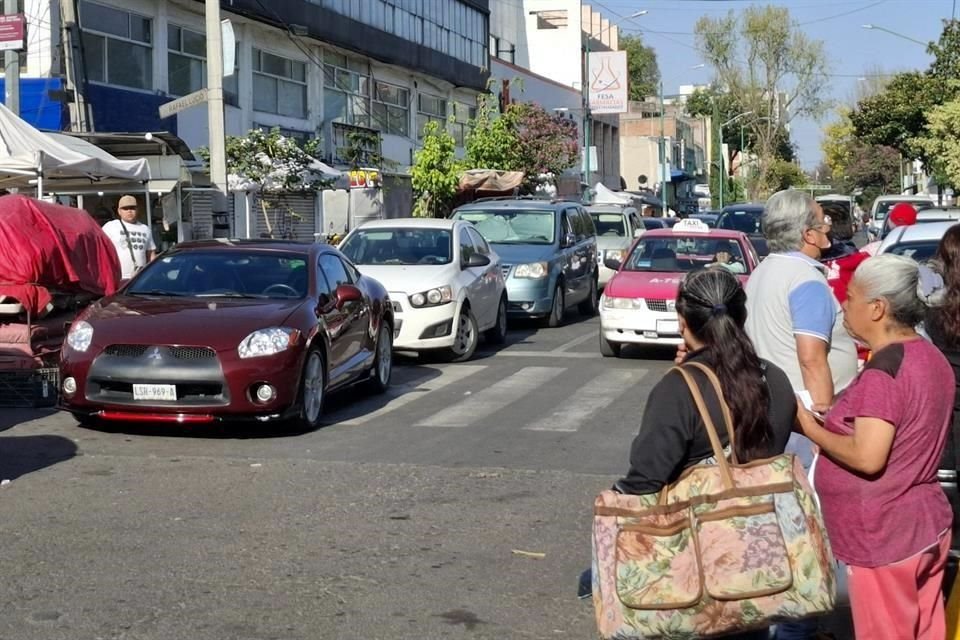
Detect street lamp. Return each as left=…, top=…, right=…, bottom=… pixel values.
left=861, top=24, right=928, bottom=46
left=582, top=9, right=647, bottom=197
left=718, top=112, right=753, bottom=208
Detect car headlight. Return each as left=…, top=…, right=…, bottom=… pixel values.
left=238, top=327, right=297, bottom=359
left=605, top=250, right=625, bottom=263
left=602, top=296, right=644, bottom=310
left=513, top=261, right=549, bottom=279
left=66, top=320, right=94, bottom=352
left=409, top=285, right=453, bottom=308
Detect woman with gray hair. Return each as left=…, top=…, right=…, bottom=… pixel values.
left=796, top=253, right=954, bottom=639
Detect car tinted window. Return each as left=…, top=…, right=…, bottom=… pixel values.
left=453, top=209, right=556, bottom=244
left=886, top=241, right=940, bottom=262
left=579, top=209, right=596, bottom=237
left=340, top=227, right=452, bottom=266
left=128, top=251, right=308, bottom=298
left=319, top=254, right=351, bottom=289
left=642, top=218, right=664, bottom=230
left=563, top=209, right=581, bottom=239
left=460, top=227, right=478, bottom=263
left=717, top=209, right=763, bottom=234
left=466, top=227, right=490, bottom=256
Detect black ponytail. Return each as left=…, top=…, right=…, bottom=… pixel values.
left=676, top=269, right=773, bottom=461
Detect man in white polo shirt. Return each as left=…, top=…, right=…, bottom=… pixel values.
left=745, top=189, right=858, bottom=640
left=101, top=195, right=157, bottom=279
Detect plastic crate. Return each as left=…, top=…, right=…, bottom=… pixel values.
left=0, top=367, right=59, bottom=408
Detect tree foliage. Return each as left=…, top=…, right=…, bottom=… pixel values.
left=917, top=99, right=960, bottom=188
left=695, top=6, right=830, bottom=195
left=411, top=121, right=463, bottom=218
left=819, top=107, right=900, bottom=210
left=620, top=34, right=660, bottom=101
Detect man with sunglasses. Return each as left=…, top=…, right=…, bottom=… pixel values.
left=101, top=195, right=157, bottom=279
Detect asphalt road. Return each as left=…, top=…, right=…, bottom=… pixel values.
left=0, top=311, right=683, bottom=640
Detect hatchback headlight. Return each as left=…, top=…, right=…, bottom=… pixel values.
left=66, top=320, right=94, bottom=352
left=513, top=262, right=549, bottom=279
left=238, top=327, right=297, bottom=359
left=602, top=296, right=644, bottom=310
left=409, top=285, right=453, bottom=308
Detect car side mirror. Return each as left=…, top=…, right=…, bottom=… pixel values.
left=604, top=257, right=622, bottom=272
left=463, top=253, right=490, bottom=269
left=334, top=284, right=362, bottom=309
left=562, top=232, right=577, bottom=248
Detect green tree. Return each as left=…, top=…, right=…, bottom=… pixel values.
left=411, top=121, right=462, bottom=218
left=465, top=95, right=521, bottom=172
left=916, top=98, right=960, bottom=188
left=695, top=6, right=830, bottom=196
left=620, top=34, right=660, bottom=101
left=764, top=159, right=806, bottom=192
left=849, top=71, right=939, bottom=161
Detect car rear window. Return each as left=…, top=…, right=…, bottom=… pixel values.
left=589, top=213, right=627, bottom=237
left=717, top=209, right=762, bottom=234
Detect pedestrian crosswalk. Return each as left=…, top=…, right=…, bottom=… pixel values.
left=328, top=360, right=662, bottom=432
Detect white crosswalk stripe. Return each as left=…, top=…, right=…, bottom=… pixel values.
left=523, top=368, right=649, bottom=432
left=336, top=365, right=488, bottom=426
left=415, top=366, right=565, bottom=428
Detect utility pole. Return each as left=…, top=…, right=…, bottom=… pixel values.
left=659, top=81, right=666, bottom=218
left=582, top=26, right=592, bottom=201
left=205, top=0, right=228, bottom=210
left=4, top=0, right=20, bottom=116
left=60, top=0, right=93, bottom=131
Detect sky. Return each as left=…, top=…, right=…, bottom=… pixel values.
left=594, top=0, right=953, bottom=170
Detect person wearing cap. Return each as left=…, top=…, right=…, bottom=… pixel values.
left=858, top=202, right=919, bottom=258
left=101, top=195, right=157, bottom=279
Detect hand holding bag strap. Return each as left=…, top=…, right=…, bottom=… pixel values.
left=684, top=362, right=738, bottom=464
left=670, top=366, right=737, bottom=491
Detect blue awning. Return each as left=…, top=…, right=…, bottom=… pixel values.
left=670, top=167, right=694, bottom=183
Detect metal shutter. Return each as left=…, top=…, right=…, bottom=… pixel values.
left=188, top=191, right=235, bottom=240
left=252, top=194, right=316, bottom=240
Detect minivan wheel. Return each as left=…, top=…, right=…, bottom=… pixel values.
left=484, top=294, right=508, bottom=345
left=545, top=282, right=565, bottom=328
left=599, top=332, right=621, bottom=358
left=578, top=277, right=598, bottom=316
left=445, top=306, right=479, bottom=362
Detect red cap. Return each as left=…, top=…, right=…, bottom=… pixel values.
left=888, top=202, right=918, bottom=227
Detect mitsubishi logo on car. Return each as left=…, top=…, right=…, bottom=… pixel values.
left=146, top=347, right=163, bottom=361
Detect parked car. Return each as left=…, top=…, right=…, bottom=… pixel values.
left=815, top=194, right=856, bottom=242
left=877, top=220, right=958, bottom=262
left=451, top=198, right=598, bottom=327
left=59, top=240, right=394, bottom=430
left=338, top=219, right=507, bottom=362
left=598, top=219, right=759, bottom=356
left=867, top=195, right=936, bottom=241
left=586, top=204, right=644, bottom=289
left=716, top=203, right=768, bottom=258
left=916, top=207, right=960, bottom=224
left=688, top=212, right=719, bottom=228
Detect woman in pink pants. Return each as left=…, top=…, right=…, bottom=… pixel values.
left=797, top=254, right=954, bottom=639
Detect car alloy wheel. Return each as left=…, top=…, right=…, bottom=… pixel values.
left=578, top=277, right=598, bottom=316
left=484, top=294, right=508, bottom=345
left=447, top=306, right=478, bottom=362
left=368, top=324, right=392, bottom=394
left=546, top=283, right=565, bottom=328
left=298, top=349, right=325, bottom=428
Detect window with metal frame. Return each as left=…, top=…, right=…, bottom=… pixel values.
left=417, top=94, right=448, bottom=139
left=168, top=25, right=239, bottom=105
left=323, top=50, right=370, bottom=128
left=79, top=1, right=152, bottom=90
left=372, top=81, right=409, bottom=137
left=252, top=48, right=308, bottom=119
left=451, top=101, right=476, bottom=147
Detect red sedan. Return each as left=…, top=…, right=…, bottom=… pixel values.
left=59, top=239, right=394, bottom=430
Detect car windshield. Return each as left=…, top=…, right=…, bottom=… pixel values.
left=886, top=242, right=940, bottom=262
left=717, top=209, right=763, bottom=234
left=623, top=236, right=748, bottom=273
left=455, top=209, right=555, bottom=244
left=875, top=200, right=932, bottom=219
left=127, top=251, right=309, bottom=299
left=340, top=228, right=452, bottom=266
left=589, top=213, right=627, bottom=237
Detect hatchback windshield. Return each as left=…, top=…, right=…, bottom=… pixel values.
left=340, top=228, right=453, bottom=266
left=127, top=251, right=309, bottom=298
left=624, top=236, right=748, bottom=274
left=717, top=209, right=763, bottom=235
left=454, top=209, right=555, bottom=244
left=886, top=242, right=940, bottom=262
left=589, top=213, right=627, bottom=237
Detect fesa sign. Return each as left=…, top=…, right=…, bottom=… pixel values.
left=588, top=51, right=628, bottom=115
left=0, top=14, right=25, bottom=52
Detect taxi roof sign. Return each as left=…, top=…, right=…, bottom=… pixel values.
left=672, top=218, right=711, bottom=233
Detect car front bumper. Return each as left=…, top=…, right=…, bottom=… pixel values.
left=59, top=343, right=304, bottom=423
left=504, top=277, right=553, bottom=316
left=389, top=293, right=459, bottom=350
left=600, top=307, right=683, bottom=345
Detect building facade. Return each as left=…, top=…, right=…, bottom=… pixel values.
left=13, top=0, right=491, bottom=235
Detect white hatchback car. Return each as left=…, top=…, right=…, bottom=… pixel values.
left=877, top=220, right=959, bottom=262
left=339, top=219, right=507, bottom=361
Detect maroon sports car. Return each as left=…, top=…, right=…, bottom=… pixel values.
left=59, top=239, right=394, bottom=429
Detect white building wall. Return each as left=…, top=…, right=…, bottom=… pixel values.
left=523, top=0, right=582, bottom=90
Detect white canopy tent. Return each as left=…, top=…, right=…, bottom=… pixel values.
left=592, top=182, right=633, bottom=205
left=0, top=103, right=150, bottom=193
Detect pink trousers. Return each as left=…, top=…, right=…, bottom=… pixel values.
left=847, top=532, right=951, bottom=640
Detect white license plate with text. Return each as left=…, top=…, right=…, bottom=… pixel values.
left=657, top=319, right=680, bottom=335
left=132, top=384, right=177, bottom=401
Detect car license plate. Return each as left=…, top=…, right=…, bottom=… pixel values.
left=132, top=384, right=177, bottom=401
left=657, top=319, right=680, bottom=335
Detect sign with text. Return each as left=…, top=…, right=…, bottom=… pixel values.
left=588, top=51, right=628, bottom=115
left=0, top=14, right=25, bottom=52
left=158, top=88, right=209, bottom=119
